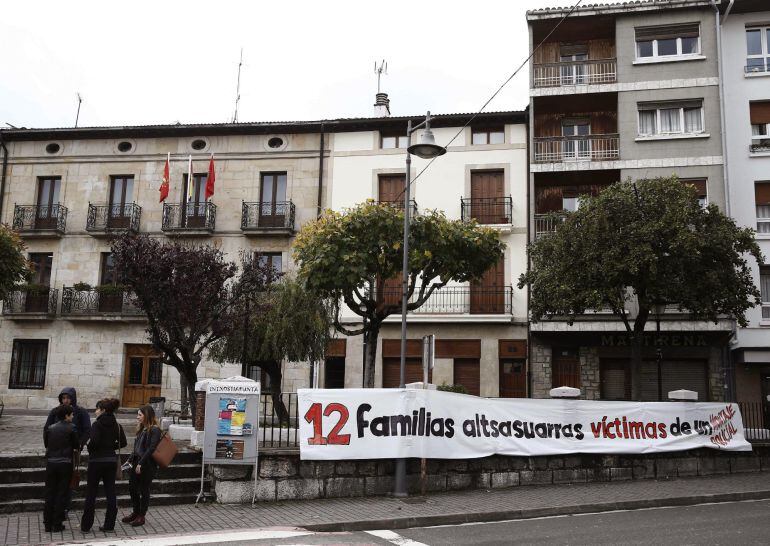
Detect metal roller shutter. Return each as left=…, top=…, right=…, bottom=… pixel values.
left=661, top=360, right=708, bottom=401
left=453, top=358, right=480, bottom=396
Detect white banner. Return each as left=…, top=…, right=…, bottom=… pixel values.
left=298, top=389, right=750, bottom=460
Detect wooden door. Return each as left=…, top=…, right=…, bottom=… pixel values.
left=470, top=171, right=504, bottom=224
left=499, top=359, right=526, bottom=398
left=259, top=173, right=287, bottom=227
left=382, top=357, right=430, bottom=388
left=122, top=345, right=162, bottom=407
left=454, top=358, right=480, bottom=396
left=378, top=174, right=405, bottom=205
left=108, top=176, right=134, bottom=229
left=35, top=177, right=60, bottom=230
left=470, top=257, right=505, bottom=314
left=324, top=357, right=345, bottom=388
left=552, top=348, right=580, bottom=389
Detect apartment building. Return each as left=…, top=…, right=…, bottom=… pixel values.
left=0, top=122, right=329, bottom=409
left=526, top=0, right=731, bottom=402
left=325, top=104, right=529, bottom=397
left=717, top=0, right=770, bottom=407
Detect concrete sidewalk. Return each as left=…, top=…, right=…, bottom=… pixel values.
left=3, top=471, right=770, bottom=546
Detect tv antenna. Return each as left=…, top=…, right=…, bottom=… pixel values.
left=75, top=93, right=83, bottom=127
left=374, top=59, right=388, bottom=93
left=232, top=48, right=243, bottom=123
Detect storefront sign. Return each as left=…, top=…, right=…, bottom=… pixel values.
left=298, top=389, right=750, bottom=460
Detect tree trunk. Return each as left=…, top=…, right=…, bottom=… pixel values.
left=630, top=309, right=650, bottom=401
left=364, top=324, right=380, bottom=388
left=267, top=367, right=289, bottom=425
left=183, top=368, right=198, bottom=423
left=179, top=374, right=189, bottom=417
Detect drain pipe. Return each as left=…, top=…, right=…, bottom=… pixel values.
left=316, top=125, right=325, bottom=218
left=711, top=0, right=732, bottom=217
left=0, top=132, right=8, bottom=223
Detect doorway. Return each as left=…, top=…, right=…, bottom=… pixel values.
left=122, top=345, right=163, bottom=407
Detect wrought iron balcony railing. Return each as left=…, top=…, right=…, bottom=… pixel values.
left=241, top=201, right=296, bottom=232
left=86, top=203, right=141, bottom=233
left=534, top=213, right=568, bottom=239
left=2, top=287, right=58, bottom=316
left=379, top=285, right=513, bottom=315
left=12, top=204, right=67, bottom=235
left=750, top=143, right=770, bottom=153
left=61, top=287, right=144, bottom=317
left=745, top=63, right=769, bottom=75
left=533, top=59, right=617, bottom=88
left=161, top=202, right=216, bottom=233
left=534, top=134, right=620, bottom=163
left=461, top=197, right=513, bottom=224
left=377, top=199, right=418, bottom=218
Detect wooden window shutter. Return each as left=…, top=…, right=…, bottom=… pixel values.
left=756, top=182, right=770, bottom=206
left=750, top=102, right=770, bottom=125
left=635, top=23, right=699, bottom=41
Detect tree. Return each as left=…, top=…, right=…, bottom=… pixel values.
left=110, top=234, right=269, bottom=420
left=293, top=201, right=505, bottom=387
left=0, top=225, right=31, bottom=301
left=209, top=272, right=333, bottom=423
left=518, top=177, right=764, bottom=399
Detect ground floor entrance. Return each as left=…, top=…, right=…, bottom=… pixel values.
left=122, top=344, right=162, bottom=407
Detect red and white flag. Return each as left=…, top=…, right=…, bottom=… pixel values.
left=205, top=155, right=216, bottom=199
left=159, top=153, right=170, bottom=202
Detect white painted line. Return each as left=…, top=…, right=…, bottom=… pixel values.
left=365, top=529, right=431, bottom=546
left=60, top=528, right=314, bottom=546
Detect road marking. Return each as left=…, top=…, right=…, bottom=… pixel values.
left=365, top=529, right=430, bottom=546
left=61, top=528, right=314, bottom=546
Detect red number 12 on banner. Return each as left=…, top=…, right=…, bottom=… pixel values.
left=304, top=403, right=351, bottom=445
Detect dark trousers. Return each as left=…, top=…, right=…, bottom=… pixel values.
left=43, top=462, right=72, bottom=527
left=128, top=464, right=155, bottom=516
left=80, top=461, right=117, bottom=531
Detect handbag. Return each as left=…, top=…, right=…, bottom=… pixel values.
left=151, top=429, right=177, bottom=469
left=115, top=423, right=124, bottom=481
left=69, top=451, right=81, bottom=490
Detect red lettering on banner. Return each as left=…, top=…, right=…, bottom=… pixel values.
left=304, top=402, right=351, bottom=446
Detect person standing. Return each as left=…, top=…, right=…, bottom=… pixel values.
left=80, top=398, right=127, bottom=533
left=43, top=405, right=79, bottom=532
left=122, top=405, right=161, bottom=527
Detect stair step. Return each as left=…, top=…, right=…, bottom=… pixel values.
left=0, top=463, right=202, bottom=484
left=3, top=477, right=203, bottom=501
left=0, top=491, right=209, bottom=514
left=0, top=449, right=201, bottom=469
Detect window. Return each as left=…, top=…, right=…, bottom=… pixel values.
left=381, top=133, right=407, bottom=149
left=29, top=253, right=53, bottom=286
left=561, top=193, right=581, bottom=212
left=638, top=101, right=704, bottom=137
left=9, top=340, right=48, bottom=389
left=256, top=252, right=283, bottom=276
left=110, top=175, right=134, bottom=215
left=761, top=267, right=770, bottom=321
left=750, top=102, right=770, bottom=152
left=472, top=126, right=505, bottom=145
left=259, top=172, right=288, bottom=227
left=561, top=119, right=590, bottom=160
left=635, top=23, right=700, bottom=60
left=756, top=182, right=770, bottom=234
left=246, top=363, right=272, bottom=390
left=681, top=178, right=707, bottom=207
left=746, top=27, right=770, bottom=73
left=559, top=44, right=588, bottom=85
left=100, top=253, right=122, bottom=285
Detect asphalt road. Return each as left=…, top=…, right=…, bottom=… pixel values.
left=69, top=499, right=770, bottom=545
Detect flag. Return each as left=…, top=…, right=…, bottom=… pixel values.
left=187, top=155, right=194, bottom=201
left=159, top=153, right=170, bottom=202
left=205, top=155, right=216, bottom=199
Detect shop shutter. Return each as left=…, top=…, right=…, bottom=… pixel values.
left=382, top=357, right=427, bottom=388
left=661, top=360, right=708, bottom=401
left=453, top=358, right=480, bottom=396
left=600, top=359, right=629, bottom=400
left=640, top=361, right=660, bottom=401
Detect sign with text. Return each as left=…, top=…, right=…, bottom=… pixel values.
left=203, top=381, right=260, bottom=464
left=298, top=389, right=750, bottom=460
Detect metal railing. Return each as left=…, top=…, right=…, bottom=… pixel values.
left=745, top=63, right=769, bottom=74
left=60, top=287, right=144, bottom=316
left=757, top=205, right=770, bottom=235
left=2, top=287, right=58, bottom=316
left=534, top=213, right=568, bottom=239
left=380, top=285, right=513, bottom=315
left=750, top=143, right=770, bottom=153
left=86, top=203, right=142, bottom=233
left=377, top=199, right=418, bottom=218
left=259, top=392, right=299, bottom=448
left=739, top=402, right=770, bottom=443
left=161, top=202, right=217, bottom=232
left=12, top=204, right=67, bottom=234
left=533, top=59, right=617, bottom=88
left=534, top=134, right=620, bottom=163
left=461, top=197, right=513, bottom=224
left=241, top=201, right=296, bottom=232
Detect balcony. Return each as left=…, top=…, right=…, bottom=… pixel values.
left=750, top=143, right=770, bottom=154
left=533, top=135, right=619, bottom=163
left=533, top=59, right=617, bottom=88
left=534, top=213, right=567, bottom=240
left=12, top=204, right=67, bottom=237
left=2, top=286, right=58, bottom=319
left=381, top=285, right=513, bottom=315
left=461, top=197, right=513, bottom=225
left=241, top=201, right=295, bottom=236
left=61, top=286, right=144, bottom=320
left=86, top=203, right=141, bottom=235
left=377, top=199, right=418, bottom=218
left=162, top=202, right=216, bottom=235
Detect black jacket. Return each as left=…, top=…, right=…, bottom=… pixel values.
left=44, top=387, right=92, bottom=449
left=132, top=426, right=162, bottom=468
left=43, top=420, right=79, bottom=464
left=87, top=413, right=128, bottom=463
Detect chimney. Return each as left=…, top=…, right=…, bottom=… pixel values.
left=374, top=92, right=391, bottom=117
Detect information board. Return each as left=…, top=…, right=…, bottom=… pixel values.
left=202, top=380, right=260, bottom=464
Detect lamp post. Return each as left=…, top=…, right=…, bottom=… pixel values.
left=393, top=112, right=446, bottom=497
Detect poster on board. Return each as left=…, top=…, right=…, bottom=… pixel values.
left=202, top=380, right=260, bottom=465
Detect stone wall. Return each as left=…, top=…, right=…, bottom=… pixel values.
left=211, top=446, right=770, bottom=503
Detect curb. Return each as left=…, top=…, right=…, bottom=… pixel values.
left=302, top=489, right=770, bottom=532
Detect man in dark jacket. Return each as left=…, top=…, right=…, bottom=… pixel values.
left=44, top=387, right=91, bottom=448
left=43, top=404, right=79, bottom=532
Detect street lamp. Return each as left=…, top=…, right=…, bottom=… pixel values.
left=394, top=112, right=446, bottom=498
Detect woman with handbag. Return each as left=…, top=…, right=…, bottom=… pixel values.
left=122, top=404, right=161, bottom=527
left=81, top=398, right=127, bottom=533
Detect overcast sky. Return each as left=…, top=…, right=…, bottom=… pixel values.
left=1, top=0, right=590, bottom=129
